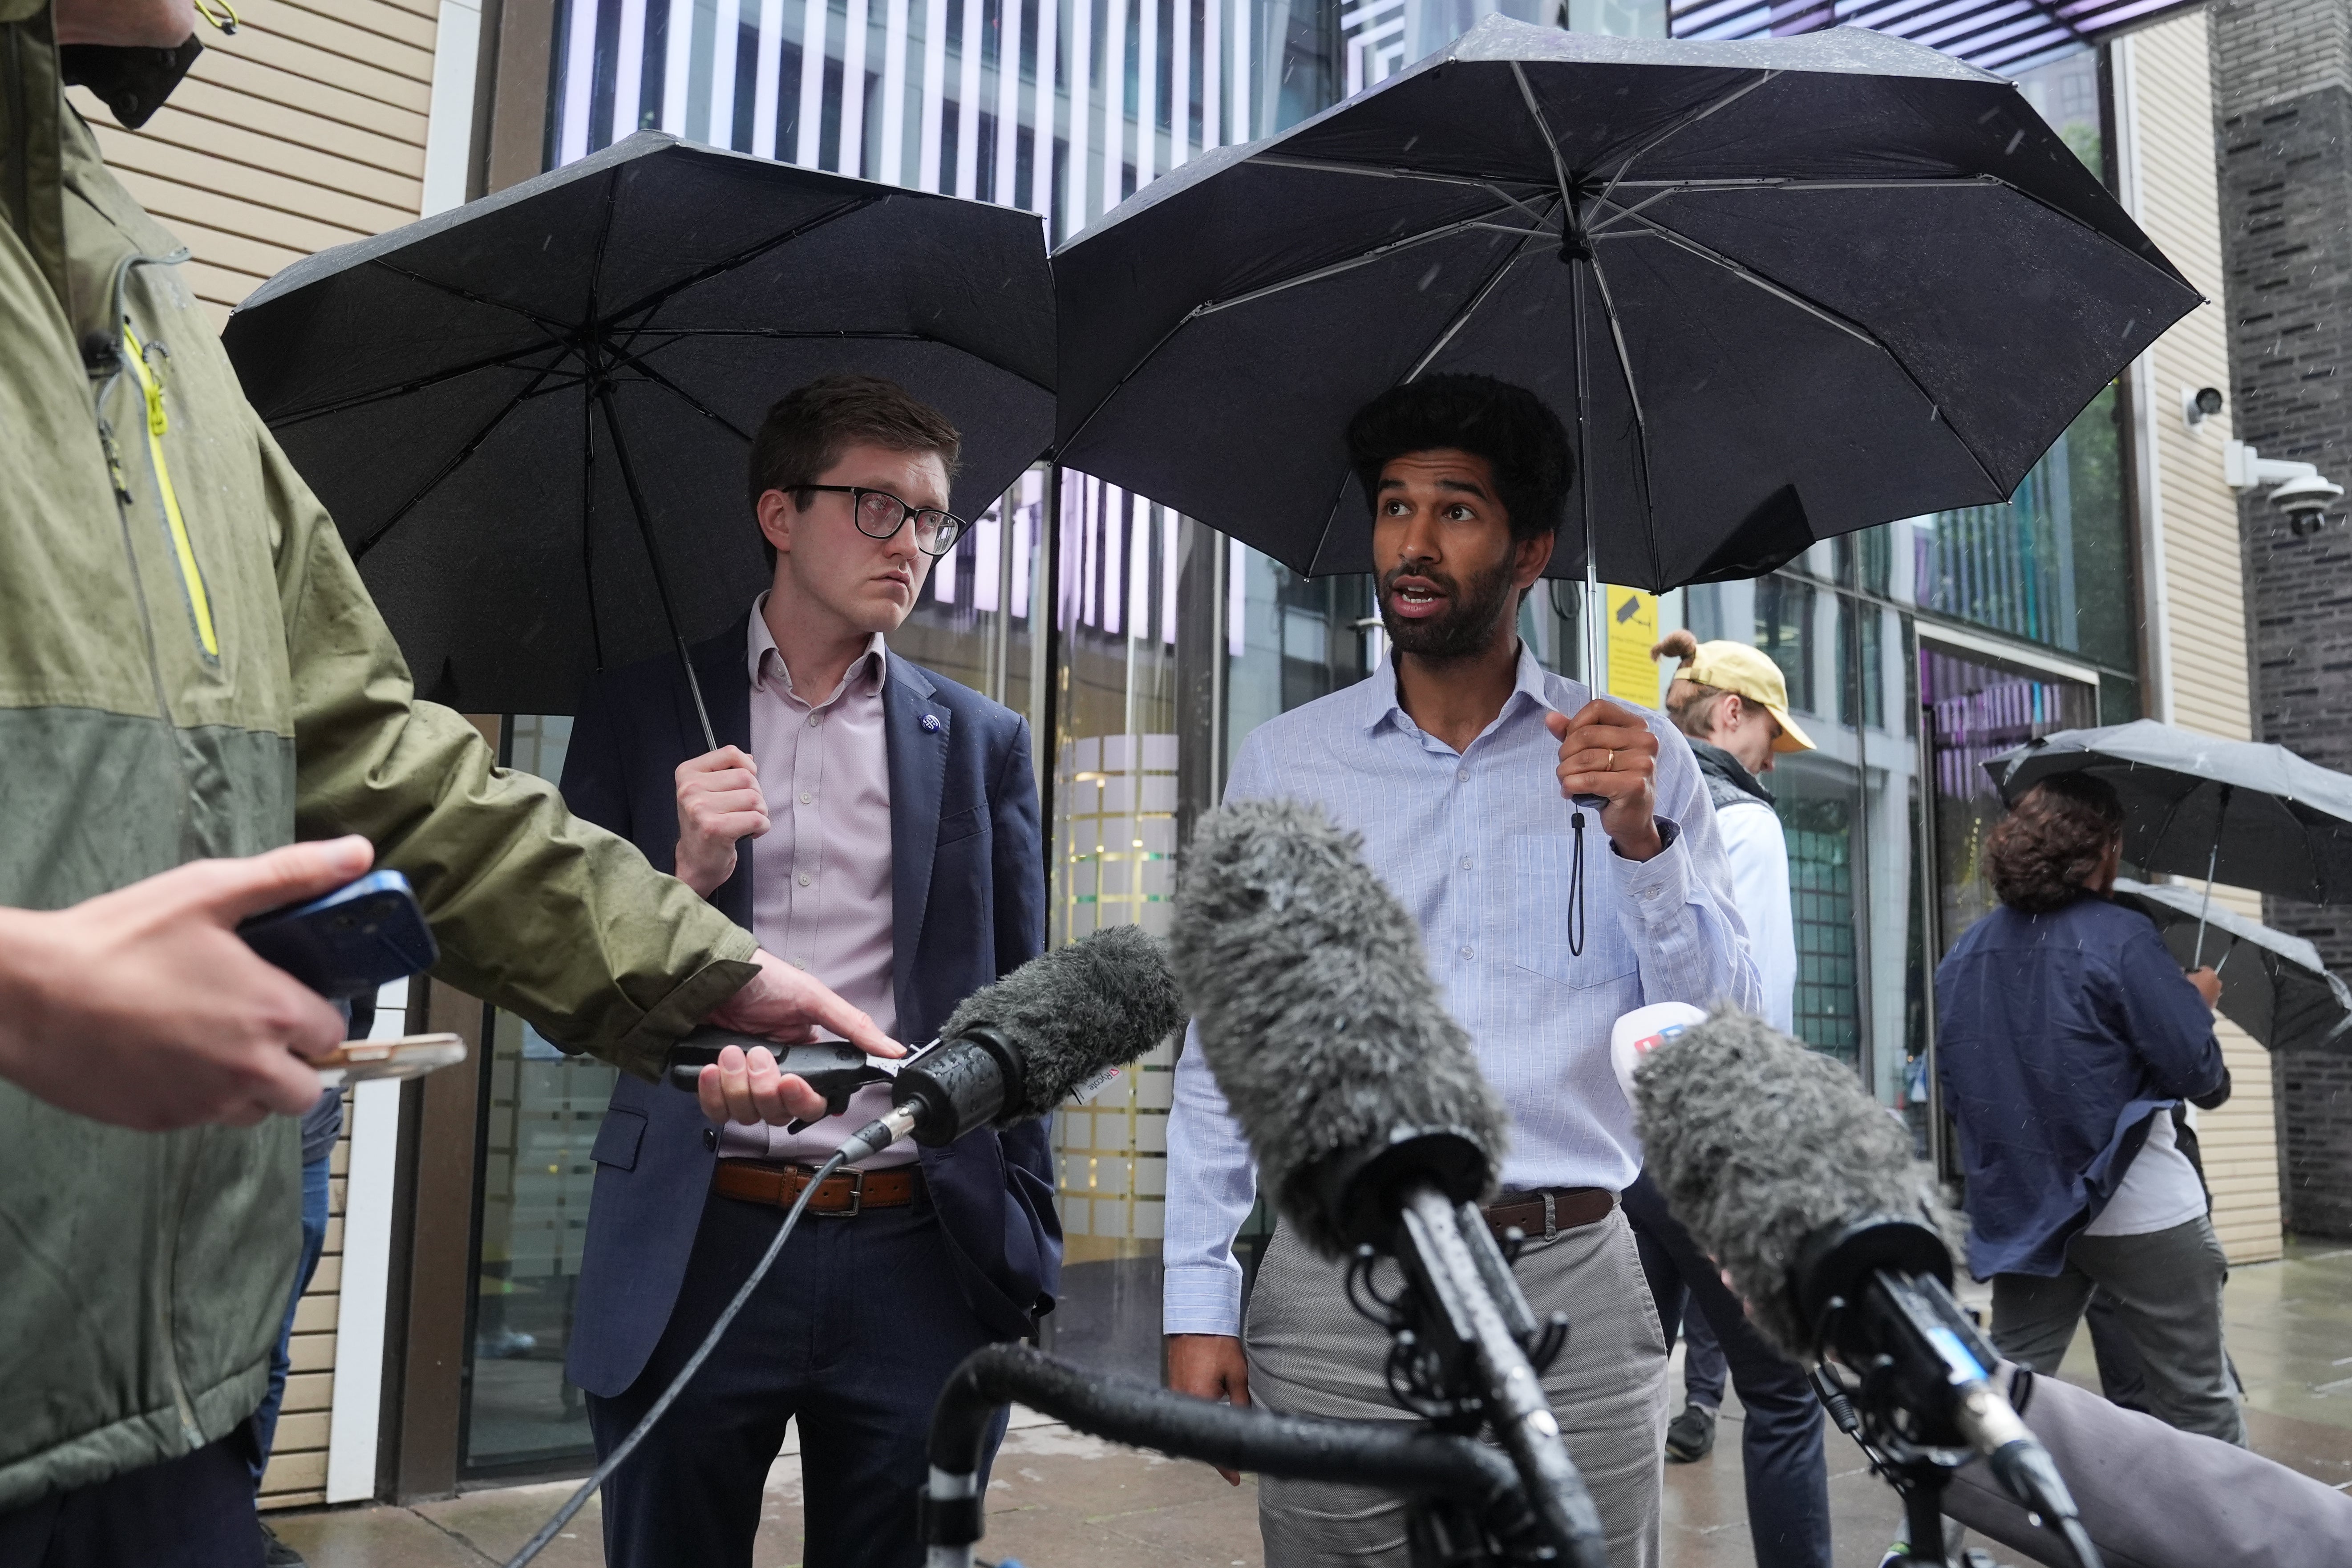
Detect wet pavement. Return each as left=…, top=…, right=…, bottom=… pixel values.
left=271, top=1241, right=2352, bottom=1568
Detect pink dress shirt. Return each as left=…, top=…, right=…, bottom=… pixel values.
left=717, top=594, right=913, bottom=1167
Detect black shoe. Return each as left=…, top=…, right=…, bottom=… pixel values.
left=1664, top=1402, right=1717, bottom=1463
left=261, top=1522, right=308, bottom=1568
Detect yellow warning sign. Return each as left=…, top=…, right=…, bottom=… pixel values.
left=1605, top=586, right=1660, bottom=708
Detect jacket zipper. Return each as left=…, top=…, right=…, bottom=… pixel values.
left=118, top=323, right=219, bottom=658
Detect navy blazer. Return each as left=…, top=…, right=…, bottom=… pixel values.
left=559, top=620, right=1059, bottom=1399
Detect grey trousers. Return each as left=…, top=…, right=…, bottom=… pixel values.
left=1989, top=1214, right=2246, bottom=1447
left=1242, top=1204, right=1669, bottom=1568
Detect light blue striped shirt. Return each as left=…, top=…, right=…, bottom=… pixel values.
left=1163, top=645, right=1762, bottom=1337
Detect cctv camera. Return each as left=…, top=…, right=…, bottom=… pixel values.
left=2183, top=386, right=2226, bottom=430
left=2271, top=471, right=2344, bottom=535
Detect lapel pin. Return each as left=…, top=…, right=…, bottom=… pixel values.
left=921, top=713, right=943, bottom=733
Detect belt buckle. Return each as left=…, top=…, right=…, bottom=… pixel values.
left=1542, top=1191, right=1558, bottom=1243
left=815, top=1167, right=865, bottom=1217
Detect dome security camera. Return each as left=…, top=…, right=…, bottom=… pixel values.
left=2228, top=441, right=2344, bottom=534
left=2271, top=472, right=2344, bottom=535
left=2182, top=385, right=2226, bottom=430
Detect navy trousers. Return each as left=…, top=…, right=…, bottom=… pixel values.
left=1622, top=1172, right=1833, bottom=1568
left=0, top=1436, right=260, bottom=1568
left=587, top=1183, right=1008, bottom=1568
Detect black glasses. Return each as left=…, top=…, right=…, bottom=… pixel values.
left=800, top=485, right=966, bottom=557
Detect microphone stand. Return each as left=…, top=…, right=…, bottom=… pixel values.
left=1342, top=1176, right=1607, bottom=1568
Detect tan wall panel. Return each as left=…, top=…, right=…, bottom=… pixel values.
left=160, top=77, right=429, bottom=182
left=2126, top=13, right=2283, bottom=1266
left=106, top=165, right=374, bottom=258
left=186, top=21, right=433, bottom=112
left=219, top=0, right=436, bottom=84
left=84, top=126, right=418, bottom=241
left=191, top=49, right=428, bottom=142
left=277, top=0, right=443, bottom=55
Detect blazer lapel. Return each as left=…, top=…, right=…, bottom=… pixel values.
left=884, top=657, right=947, bottom=1030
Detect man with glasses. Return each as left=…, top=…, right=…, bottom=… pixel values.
left=558, top=375, right=1056, bottom=1568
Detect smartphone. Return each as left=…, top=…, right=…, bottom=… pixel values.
left=238, top=867, right=438, bottom=998
left=312, top=1033, right=468, bottom=1087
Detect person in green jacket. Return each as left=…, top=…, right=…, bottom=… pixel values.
left=0, top=2, right=887, bottom=1560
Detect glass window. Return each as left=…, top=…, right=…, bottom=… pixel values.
left=1776, top=757, right=1861, bottom=1066
left=1043, top=471, right=1182, bottom=1383
left=462, top=714, right=611, bottom=1475
left=1754, top=574, right=1816, bottom=715
left=1223, top=544, right=1376, bottom=767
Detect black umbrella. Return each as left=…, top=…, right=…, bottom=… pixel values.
left=2110, top=879, right=2352, bottom=1053
left=226, top=131, right=1056, bottom=732
left=1984, top=721, right=2352, bottom=950
left=1052, top=17, right=2196, bottom=680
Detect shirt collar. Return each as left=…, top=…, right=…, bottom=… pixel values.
left=1361, top=640, right=1560, bottom=736
left=746, top=591, right=889, bottom=702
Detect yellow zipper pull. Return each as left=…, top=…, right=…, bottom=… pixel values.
left=120, top=320, right=219, bottom=659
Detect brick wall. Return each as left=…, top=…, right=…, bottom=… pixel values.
left=2213, top=0, right=2352, bottom=1238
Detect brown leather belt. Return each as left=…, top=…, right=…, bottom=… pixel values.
left=712, top=1159, right=921, bottom=1217
left=1481, top=1186, right=1614, bottom=1244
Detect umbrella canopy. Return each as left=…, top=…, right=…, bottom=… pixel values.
left=1983, top=721, right=2352, bottom=906
left=2111, top=879, right=2352, bottom=1053
left=1052, top=18, right=2197, bottom=592
left=226, top=131, right=1056, bottom=719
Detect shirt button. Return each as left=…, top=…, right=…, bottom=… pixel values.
left=1459, top=945, right=1474, bottom=960
left=800, top=792, right=813, bottom=804
left=797, top=872, right=812, bottom=887
left=1456, top=768, right=1469, bottom=782
left=807, top=713, right=823, bottom=728
left=1460, top=856, right=1473, bottom=869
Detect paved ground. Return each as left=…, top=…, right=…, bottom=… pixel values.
left=272, top=1242, right=2352, bottom=1568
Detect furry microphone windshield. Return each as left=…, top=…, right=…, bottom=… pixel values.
left=1171, top=798, right=1509, bottom=1259
left=1631, top=1006, right=1960, bottom=1359
left=937, top=924, right=1186, bottom=1122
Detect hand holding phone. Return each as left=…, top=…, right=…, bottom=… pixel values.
left=312, top=1033, right=468, bottom=1087
left=237, top=868, right=438, bottom=998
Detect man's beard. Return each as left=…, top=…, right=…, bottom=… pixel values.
left=1377, top=552, right=1518, bottom=662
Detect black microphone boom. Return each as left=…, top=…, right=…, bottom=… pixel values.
left=1632, top=1008, right=2101, bottom=1568
left=836, top=924, right=1185, bottom=1164
left=1174, top=799, right=1605, bottom=1568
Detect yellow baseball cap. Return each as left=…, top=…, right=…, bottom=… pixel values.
left=1672, top=640, right=1815, bottom=753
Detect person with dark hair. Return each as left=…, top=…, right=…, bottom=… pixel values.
left=559, top=372, right=1057, bottom=1568
left=1166, top=373, right=1761, bottom=1568
left=1934, top=773, right=2243, bottom=1445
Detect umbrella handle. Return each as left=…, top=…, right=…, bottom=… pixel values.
left=2190, top=787, right=2230, bottom=971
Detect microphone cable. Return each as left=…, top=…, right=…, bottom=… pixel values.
left=502, top=1145, right=850, bottom=1568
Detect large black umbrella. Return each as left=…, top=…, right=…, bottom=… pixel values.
left=1984, top=721, right=2352, bottom=909
left=1053, top=17, right=2195, bottom=677
left=2110, top=879, right=2352, bottom=1053
left=226, top=131, right=1056, bottom=729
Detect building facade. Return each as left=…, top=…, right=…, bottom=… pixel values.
left=87, top=0, right=2283, bottom=1501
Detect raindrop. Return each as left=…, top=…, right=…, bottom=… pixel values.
left=1417, top=263, right=1442, bottom=292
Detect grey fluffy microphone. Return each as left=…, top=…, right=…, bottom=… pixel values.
left=1633, top=1009, right=2099, bottom=1568
left=1170, top=798, right=1508, bottom=1253
left=1173, top=798, right=1604, bottom=1568
left=834, top=924, right=1186, bottom=1164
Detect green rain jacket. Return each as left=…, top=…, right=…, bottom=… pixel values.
left=0, top=8, right=758, bottom=1510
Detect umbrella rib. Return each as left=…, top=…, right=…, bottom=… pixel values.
left=261, top=342, right=582, bottom=429
left=617, top=358, right=760, bottom=443
left=1509, top=62, right=1575, bottom=210
left=1403, top=198, right=1555, bottom=382
left=602, top=195, right=887, bottom=340
left=1243, top=153, right=1554, bottom=224
left=350, top=360, right=567, bottom=562
left=1055, top=203, right=1519, bottom=459
left=1187, top=204, right=1533, bottom=318
left=367, top=259, right=579, bottom=340
left=1596, top=71, right=1778, bottom=213
left=1583, top=247, right=1663, bottom=588
left=1595, top=205, right=2006, bottom=494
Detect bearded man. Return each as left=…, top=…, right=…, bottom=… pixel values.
left=1161, top=374, right=1760, bottom=1568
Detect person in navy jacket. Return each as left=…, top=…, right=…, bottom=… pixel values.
left=1935, top=771, right=2240, bottom=1445
left=559, top=375, right=1058, bottom=1568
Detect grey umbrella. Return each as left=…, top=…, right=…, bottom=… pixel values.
left=1983, top=720, right=2352, bottom=911
left=1051, top=17, right=2197, bottom=681
left=224, top=131, right=1056, bottom=733
left=2110, top=879, right=2352, bottom=1053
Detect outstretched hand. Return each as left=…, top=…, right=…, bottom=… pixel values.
left=696, top=949, right=904, bottom=1126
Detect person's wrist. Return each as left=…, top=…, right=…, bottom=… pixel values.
left=0, top=908, right=60, bottom=1079
left=1610, top=816, right=1665, bottom=862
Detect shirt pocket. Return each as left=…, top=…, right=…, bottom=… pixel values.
left=1508, top=833, right=1638, bottom=991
